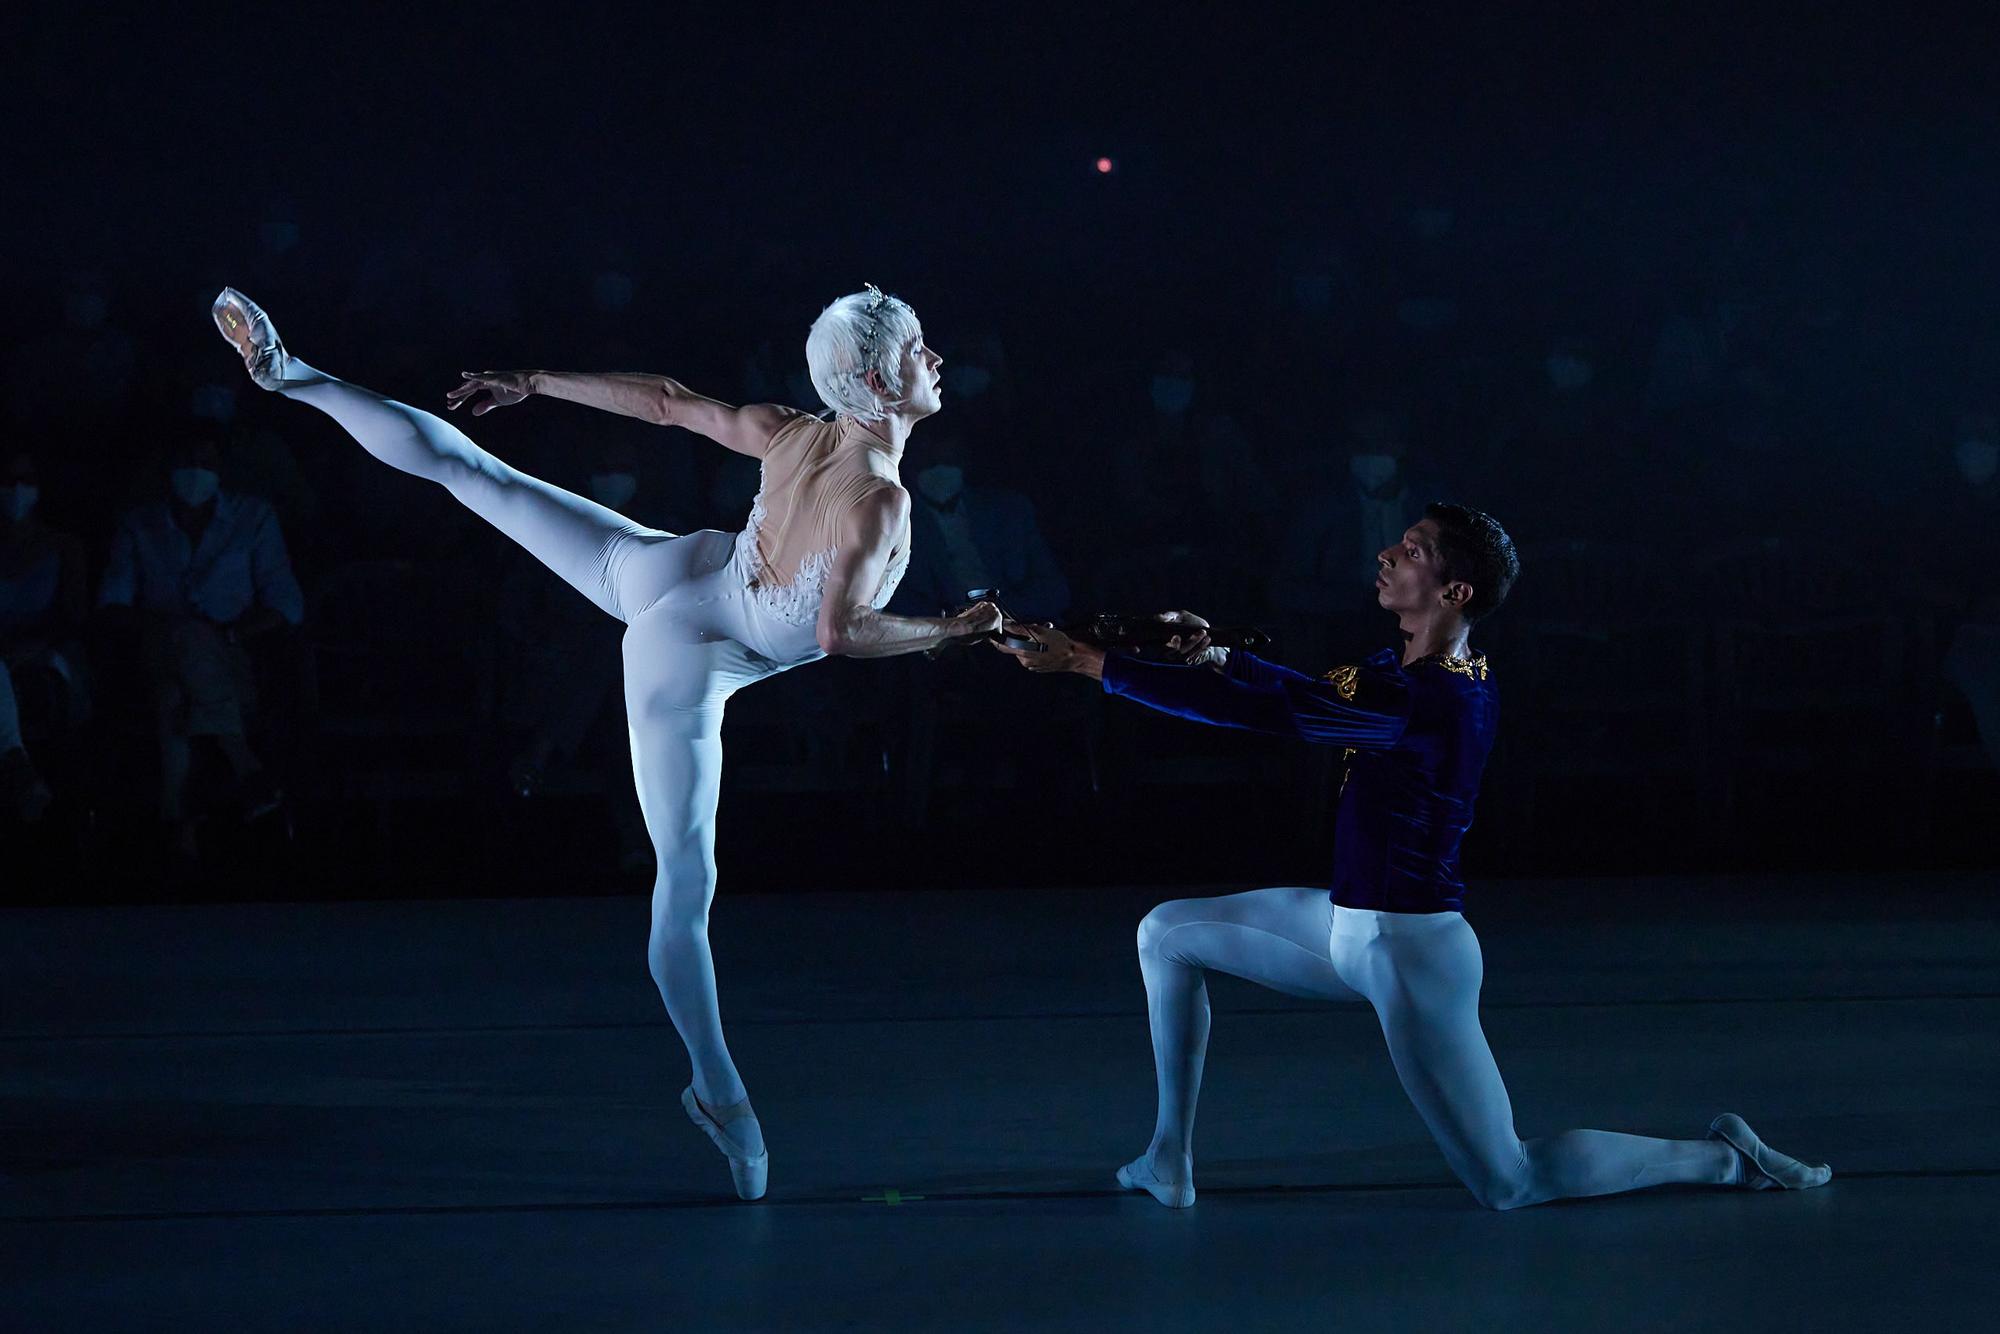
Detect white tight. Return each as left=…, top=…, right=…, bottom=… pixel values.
left=286, top=374, right=818, bottom=1109
left=1137, top=887, right=1738, bottom=1209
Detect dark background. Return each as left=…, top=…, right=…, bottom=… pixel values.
left=6, top=4, right=1997, bottom=900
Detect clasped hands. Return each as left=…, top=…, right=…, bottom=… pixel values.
left=993, top=611, right=1216, bottom=680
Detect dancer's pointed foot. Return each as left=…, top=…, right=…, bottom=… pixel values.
left=1116, top=1150, right=1195, bottom=1208
left=210, top=288, right=320, bottom=391
left=1709, top=1113, right=1831, bottom=1191
left=682, top=1086, right=769, bottom=1201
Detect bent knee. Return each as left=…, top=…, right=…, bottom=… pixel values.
left=1464, top=1168, right=1538, bottom=1211
left=1135, top=903, right=1180, bottom=959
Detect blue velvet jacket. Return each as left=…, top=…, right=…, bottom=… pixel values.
left=1101, top=646, right=1497, bottom=912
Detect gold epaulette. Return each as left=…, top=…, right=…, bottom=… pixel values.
left=1424, top=654, right=1489, bottom=681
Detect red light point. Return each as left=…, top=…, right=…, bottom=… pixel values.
left=1095, top=157, right=1114, bottom=174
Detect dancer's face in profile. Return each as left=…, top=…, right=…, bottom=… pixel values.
left=893, top=329, right=944, bottom=420
left=1374, top=519, right=1471, bottom=619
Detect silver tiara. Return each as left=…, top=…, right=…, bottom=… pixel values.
left=856, top=282, right=894, bottom=366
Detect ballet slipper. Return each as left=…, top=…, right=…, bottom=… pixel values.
left=682, top=1086, right=769, bottom=1201
left=1708, top=1113, right=1832, bottom=1191
left=1116, top=1151, right=1195, bottom=1208
left=210, top=288, right=321, bottom=391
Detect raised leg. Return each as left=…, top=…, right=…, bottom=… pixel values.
left=212, top=289, right=664, bottom=622
left=285, top=376, right=658, bottom=622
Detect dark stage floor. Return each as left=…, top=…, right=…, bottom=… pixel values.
left=5, top=873, right=1998, bottom=1331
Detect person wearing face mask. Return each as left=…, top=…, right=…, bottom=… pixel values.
left=1273, top=410, right=1434, bottom=670
left=934, top=325, right=1018, bottom=425
left=1247, top=244, right=1358, bottom=411
left=97, top=439, right=304, bottom=852
left=886, top=429, right=1073, bottom=821
left=1939, top=415, right=2000, bottom=774
left=1481, top=335, right=1654, bottom=541
left=1110, top=351, right=1204, bottom=549
left=1532, top=337, right=1610, bottom=477
left=891, top=432, right=1069, bottom=625
left=0, top=452, right=89, bottom=823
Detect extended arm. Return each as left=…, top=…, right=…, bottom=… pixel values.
left=816, top=489, right=999, bottom=658
left=1102, top=652, right=1410, bottom=747
left=1000, top=624, right=1409, bottom=749
left=448, top=370, right=794, bottom=459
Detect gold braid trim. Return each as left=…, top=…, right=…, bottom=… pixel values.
left=1422, top=653, right=1489, bottom=681
left=1321, top=664, right=1360, bottom=701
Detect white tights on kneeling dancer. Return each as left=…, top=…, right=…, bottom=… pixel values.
left=284, top=372, right=823, bottom=1118
left=1136, top=887, right=1739, bottom=1209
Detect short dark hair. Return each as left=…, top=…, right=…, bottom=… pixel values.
left=1424, top=503, right=1519, bottom=622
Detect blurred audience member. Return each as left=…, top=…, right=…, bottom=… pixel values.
left=1196, top=411, right=1282, bottom=567
left=887, top=428, right=1076, bottom=821
left=98, top=440, right=304, bottom=852
left=892, top=429, right=1070, bottom=622
left=1644, top=286, right=1730, bottom=419
left=1272, top=409, right=1435, bottom=666
left=1490, top=334, right=1649, bottom=539
left=1, top=452, right=89, bottom=821
left=936, top=324, right=1020, bottom=426
left=4, top=272, right=137, bottom=437
left=1114, top=350, right=1205, bottom=548
left=223, top=423, right=321, bottom=561
left=739, top=337, right=821, bottom=412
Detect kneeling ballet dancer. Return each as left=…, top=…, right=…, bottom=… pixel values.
left=1001, top=504, right=1829, bottom=1209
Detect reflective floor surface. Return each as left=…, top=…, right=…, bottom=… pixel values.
left=6, top=873, right=1996, bottom=1331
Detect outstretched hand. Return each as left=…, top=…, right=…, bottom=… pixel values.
left=446, top=371, right=534, bottom=416
left=1155, top=610, right=1217, bottom=665
left=993, top=621, right=1107, bottom=679
left=951, top=599, right=1006, bottom=641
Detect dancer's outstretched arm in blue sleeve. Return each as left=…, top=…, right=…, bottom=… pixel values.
left=1100, top=650, right=1410, bottom=749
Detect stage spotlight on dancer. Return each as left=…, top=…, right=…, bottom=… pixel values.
left=210, top=284, right=998, bottom=1201
left=999, top=504, right=1830, bottom=1209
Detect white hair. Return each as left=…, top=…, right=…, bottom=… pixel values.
left=805, top=285, right=922, bottom=422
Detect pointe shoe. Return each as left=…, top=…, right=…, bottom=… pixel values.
left=1116, top=1152, right=1195, bottom=1208
left=1709, top=1113, right=1832, bottom=1191
left=682, top=1087, right=769, bottom=1201
left=210, top=287, right=317, bottom=390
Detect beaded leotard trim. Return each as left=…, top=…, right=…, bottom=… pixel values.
left=732, top=493, right=910, bottom=629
